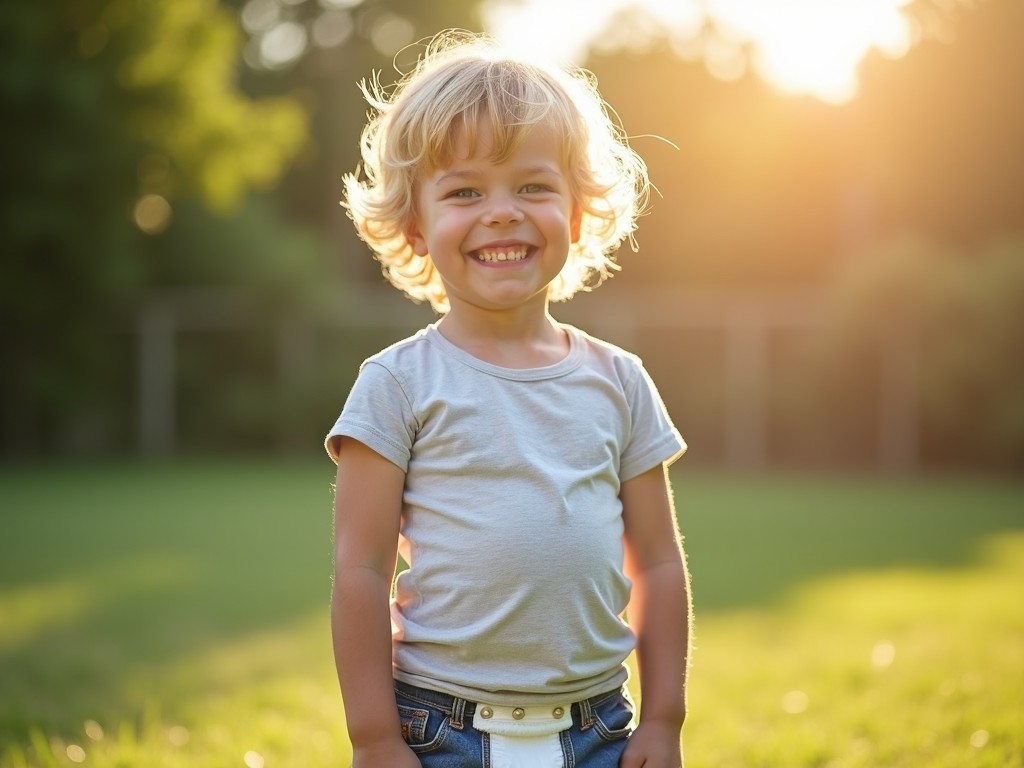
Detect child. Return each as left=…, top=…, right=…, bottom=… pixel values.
left=326, top=29, right=691, bottom=768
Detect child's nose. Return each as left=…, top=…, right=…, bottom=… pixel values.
left=484, top=196, right=524, bottom=225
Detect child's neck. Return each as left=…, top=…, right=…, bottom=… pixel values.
left=437, top=307, right=569, bottom=369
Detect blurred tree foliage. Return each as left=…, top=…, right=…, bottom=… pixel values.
left=583, top=0, right=1024, bottom=286
left=3, top=0, right=1020, bottom=468
left=0, top=0, right=307, bottom=454
left=808, top=236, right=1024, bottom=471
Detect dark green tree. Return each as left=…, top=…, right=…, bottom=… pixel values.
left=0, top=0, right=306, bottom=454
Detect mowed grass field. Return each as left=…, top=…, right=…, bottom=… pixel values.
left=0, top=461, right=1021, bottom=767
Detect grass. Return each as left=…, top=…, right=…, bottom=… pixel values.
left=0, top=460, right=1021, bottom=767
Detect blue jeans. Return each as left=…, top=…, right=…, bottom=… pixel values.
left=393, top=680, right=634, bottom=767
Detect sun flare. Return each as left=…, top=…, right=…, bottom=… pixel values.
left=712, top=0, right=914, bottom=102
left=482, top=0, right=919, bottom=103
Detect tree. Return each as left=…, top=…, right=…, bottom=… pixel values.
left=0, top=0, right=306, bottom=454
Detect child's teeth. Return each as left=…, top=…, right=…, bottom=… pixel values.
left=478, top=248, right=527, bottom=262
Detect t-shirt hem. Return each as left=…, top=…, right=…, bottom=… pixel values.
left=620, top=433, right=687, bottom=482
left=325, top=421, right=408, bottom=469
left=392, top=666, right=630, bottom=708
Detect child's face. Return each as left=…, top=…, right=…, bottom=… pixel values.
left=407, top=117, right=582, bottom=315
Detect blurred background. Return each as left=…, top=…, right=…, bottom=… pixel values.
left=2, top=0, right=1022, bottom=473
left=3, top=3, right=1023, bottom=765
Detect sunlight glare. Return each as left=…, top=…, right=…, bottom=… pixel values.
left=781, top=689, right=809, bottom=714
left=259, top=20, right=308, bottom=69
left=134, top=194, right=172, bottom=235
left=871, top=639, right=896, bottom=668
left=84, top=720, right=105, bottom=741
left=711, top=0, right=913, bottom=102
left=483, top=0, right=917, bottom=103
left=481, top=0, right=631, bottom=65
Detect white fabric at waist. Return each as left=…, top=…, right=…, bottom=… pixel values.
left=472, top=700, right=574, bottom=736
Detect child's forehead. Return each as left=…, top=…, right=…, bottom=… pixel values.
left=440, top=112, right=567, bottom=163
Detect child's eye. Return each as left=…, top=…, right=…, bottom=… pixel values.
left=520, top=183, right=548, bottom=194
left=447, top=188, right=478, bottom=199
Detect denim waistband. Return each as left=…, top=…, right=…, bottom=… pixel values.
left=393, top=679, right=623, bottom=731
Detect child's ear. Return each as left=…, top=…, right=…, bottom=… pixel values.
left=570, top=202, right=583, bottom=244
left=406, top=220, right=428, bottom=256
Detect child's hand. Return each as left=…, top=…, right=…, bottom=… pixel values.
left=620, top=720, right=684, bottom=767
left=351, top=739, right=421, bottom=768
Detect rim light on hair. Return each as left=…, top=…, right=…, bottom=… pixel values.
left=342, top=29, right=650, bottom=313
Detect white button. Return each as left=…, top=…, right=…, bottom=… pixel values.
left=511, top=707, right=526, bottom=720
left=479, top=706, right=493, bottom=719
left=552, top=706, right=565, bottom=719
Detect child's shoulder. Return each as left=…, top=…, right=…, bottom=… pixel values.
left=365, top=326, right=426, bottom=359
left=565, top=323, right=644, bottom=368
left=360, top=325, right=428, bottom=366
left=360, top=323, right=444, bottom=372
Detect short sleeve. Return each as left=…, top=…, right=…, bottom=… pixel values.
left=619, top=360, right=686, bottom=481
left=324, top=361, right=417, bottom=470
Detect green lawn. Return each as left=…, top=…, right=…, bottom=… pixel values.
left=0, top=461, right=1021, bottom=767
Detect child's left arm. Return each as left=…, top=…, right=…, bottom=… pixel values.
left=620, top=463, right=690, bottom=768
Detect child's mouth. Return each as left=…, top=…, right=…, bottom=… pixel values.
left=474, top=247, right=529, bottom=263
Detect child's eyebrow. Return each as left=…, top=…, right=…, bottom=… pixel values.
left=433, top=169, right=480, bottom=186
left=520, top=163, right=563, bottom=177
left=433, top=164, right=563, bottom=186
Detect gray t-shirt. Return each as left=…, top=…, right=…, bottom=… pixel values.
left=326, top=322, right=685, bottom=706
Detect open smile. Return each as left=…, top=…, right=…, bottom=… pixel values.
left=472, top=245, right=532, bottom=264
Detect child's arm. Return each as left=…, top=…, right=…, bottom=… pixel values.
left=620, top=463, right=691, bottom=768
left=331, top=437, right=420, bottom=768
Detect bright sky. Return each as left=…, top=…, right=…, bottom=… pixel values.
left=481, top=0, right=919, bottom=103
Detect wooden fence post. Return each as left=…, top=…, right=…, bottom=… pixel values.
left=138, top=301, right=176, bottom=455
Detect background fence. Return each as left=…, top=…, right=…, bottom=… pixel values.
left=134, top=284, right=921, bottom=471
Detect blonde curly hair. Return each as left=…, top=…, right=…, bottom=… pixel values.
left=342, top=29, right=650, bottom=313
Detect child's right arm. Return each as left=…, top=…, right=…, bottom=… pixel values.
left=331, top=436, right=421, bottom=768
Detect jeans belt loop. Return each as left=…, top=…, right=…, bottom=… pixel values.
left=577, top=696, right=596, bottom=731
left=450, top=695, right=466, bottom=730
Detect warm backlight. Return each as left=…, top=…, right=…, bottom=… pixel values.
left=483, top=0, right=917, bottom=103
